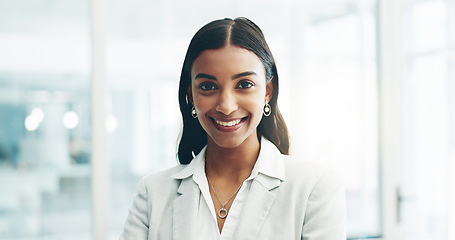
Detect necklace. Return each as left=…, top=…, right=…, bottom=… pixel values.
left=208, top=180, right=243, bottom=219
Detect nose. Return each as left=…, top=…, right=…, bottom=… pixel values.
left=215, top=89, right=238, bottom=115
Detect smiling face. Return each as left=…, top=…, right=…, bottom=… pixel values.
left=189, top=45, right=273, bottom=149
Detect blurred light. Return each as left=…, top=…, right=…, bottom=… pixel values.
left=105, top=115, right=118, bottom=133
left=31, top=108, right=45, bottom=122
left=24, top=107, right=45, bottom=131
left=25, top=115, right=40, bottom=131
left=63, top=111, right=79, bottom=129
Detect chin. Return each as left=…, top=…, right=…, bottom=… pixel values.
left=209, top=136, right=245, bottom=149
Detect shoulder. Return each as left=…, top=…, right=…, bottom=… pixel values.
left=281, top=156, right=347, bottom=238
left=281, top=155, right=343, bottom=191
left=137, top=164, right=186, bottom=192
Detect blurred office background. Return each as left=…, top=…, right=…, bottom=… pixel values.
left=0, top=0, right=453, bottom=239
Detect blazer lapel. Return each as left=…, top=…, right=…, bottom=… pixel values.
left=234, top=174, right=282, bottom=240
left=173, top=177, right=199, bottom=240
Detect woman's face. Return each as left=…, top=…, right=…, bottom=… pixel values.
left=190, top=45, right=273, bottom=149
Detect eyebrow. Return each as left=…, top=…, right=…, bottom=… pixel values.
left=232, top=71, right=257, bottom=80
left=194, top=71, right=257, bottom=81
left=194, top=73, right=217, bottom=80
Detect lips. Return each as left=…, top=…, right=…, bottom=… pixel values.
left=215, top=118, right=241, bottom=127
left=210, top=117, right=247, bottom=132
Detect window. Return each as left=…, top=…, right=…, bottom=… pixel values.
left=0, top=0, right=92, bottom=239
left=401, top=0, right=454, bottom=239
left=297, top=2, right=380, bottom=238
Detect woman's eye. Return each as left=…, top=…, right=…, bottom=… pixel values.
left=237, top=81, right=254, bottom=89
left=199, top=83, right=217, bottom=91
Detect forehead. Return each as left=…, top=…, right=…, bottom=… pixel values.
left=191, top=45, right=265, bottom=76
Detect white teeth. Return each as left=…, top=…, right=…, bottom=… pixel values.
left=215, top=119, right=241, bottom=127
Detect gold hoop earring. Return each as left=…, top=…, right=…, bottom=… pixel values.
left=191, top=106, right=198, bottom=118
left=263, top=103, right=271, bottom=117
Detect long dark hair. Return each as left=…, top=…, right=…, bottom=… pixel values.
left=177, top=17, right=289, bottom=164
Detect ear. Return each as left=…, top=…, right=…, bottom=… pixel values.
left=265, top=81, right=273, bottom=103
left=187, top=86, right=193, bottom=104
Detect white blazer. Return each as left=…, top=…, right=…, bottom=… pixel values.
left=120, top=139, right=346, bottom=240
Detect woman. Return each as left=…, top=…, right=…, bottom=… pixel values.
left=120, top=17, right=346, bottom=240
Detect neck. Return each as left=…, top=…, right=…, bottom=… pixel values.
left=205, top=135, right=260, bottom=182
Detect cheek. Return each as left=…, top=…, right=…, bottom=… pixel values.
left=241, top=89, right=267, bottom=117
left=193, top=95, right=212, bottom=114
left=245, top=96, right=266, bottom=117
left=253, top=102, right=264, bottom=118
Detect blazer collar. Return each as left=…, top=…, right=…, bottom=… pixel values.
left=171, top=146, right=205, bottom=240
left=171, top=146, right=206, bottom=181
left=172, top=177, right=199, bottom=240
left=234, top=173, right=281, bottom=239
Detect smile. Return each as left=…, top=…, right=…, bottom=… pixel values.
left=210, top=117, right=247, bottom=132
left=215, top=119, right=241, bottom=127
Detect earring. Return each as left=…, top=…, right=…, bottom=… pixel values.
left=263, top=103, right=271, bottom=117
left=191, top=106, right=198, bottom=118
